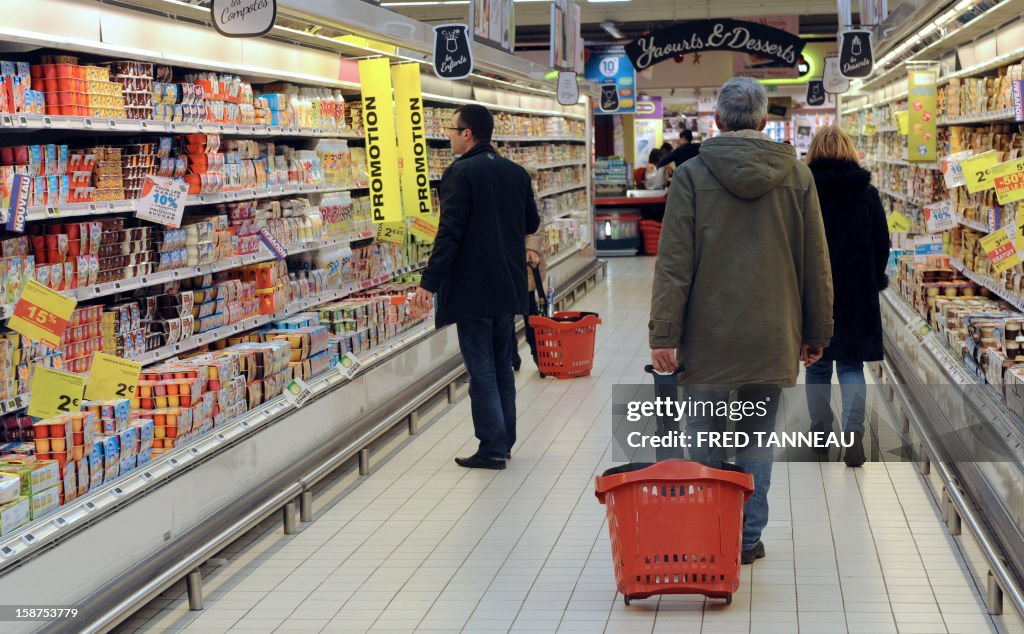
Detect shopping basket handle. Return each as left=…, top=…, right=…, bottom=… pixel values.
left=644, top=363, right=684, bottom=376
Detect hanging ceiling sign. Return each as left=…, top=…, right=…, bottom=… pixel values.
left=433, top=24, right=473, bottom=80
left=557, top=71, right=579, bottom=106
left=806, top=80, right=826, bottom=106
left=823, top=56, right=850, bottom=94
left=839, top=30, right=874, bottom=78
left=211, top=0, right=277, bottom=38
left=624, top=19, right=805, bottom=72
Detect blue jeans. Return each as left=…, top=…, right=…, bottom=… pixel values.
left=805, top=359, right=866, bottom=435
left=456, top=314, right=517, bottom=460
left=684, top=386, right=782, bottom=551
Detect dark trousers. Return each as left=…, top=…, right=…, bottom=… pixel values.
left=524, top=292, right=539, bottom=363
left=456, top=314, right=517, bottom=460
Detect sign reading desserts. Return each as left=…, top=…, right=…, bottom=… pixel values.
left=8, top=279, right=76, bottom=350
left=28, top=366, right=85, bottom=419
left=907, top=70, right=937, bottom=162
left=211, top=0, right=277, bottom=38
left=980, top=228, right=1021, bottom=273
left=838, top=30, right=873, bottom=79
left=359, top=58, right=403, bottom=224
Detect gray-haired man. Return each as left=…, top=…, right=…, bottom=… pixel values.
left=648, top=77, right=834, bottom=563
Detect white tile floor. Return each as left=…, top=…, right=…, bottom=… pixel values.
left=117, top=258, right=1024, bottom=634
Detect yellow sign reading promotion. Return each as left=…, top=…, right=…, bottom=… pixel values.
left=392, top=63, right=439, bottom=243
left=359, top=58, right=402, bottom=224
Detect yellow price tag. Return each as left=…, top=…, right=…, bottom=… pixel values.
left=991, top=158, right=1024, bottom=205
left=894, top=111, right=909, bottom=135
left=85, top=352, right=142, bottom=401
left=27, top=366, right=85, bottom=419
left=962, top=151, right=1000, bottom=194
left=408, top=216, right=439, bottom=243
left=375, top=221, right=407, bottom=244
left=7, top=279, right=77, bottom=350
left=980, top=228, right=1021, bottom=273
left=887, top=211, right=912, bottom=233
left=864, top=123, right=877, bottom=136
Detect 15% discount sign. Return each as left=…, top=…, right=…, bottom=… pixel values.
left=7, top=279, right=76, bottom=350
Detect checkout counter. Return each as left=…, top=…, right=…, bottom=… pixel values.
left=595, top=189, right=667, bottom=256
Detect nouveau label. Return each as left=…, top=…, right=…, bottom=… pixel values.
left=625, top=19, right=805, bottom=71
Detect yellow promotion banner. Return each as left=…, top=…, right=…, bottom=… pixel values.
left=85, top=352, right=143, bottom=401
left=375, top=222, right=407, bottom=244
left=392, top=64, right=435, bottom=239
left=893, top=111, right=909, bottom=136
left=887, top=211, right=912, bottom=233
left=962, top=151, right=1000, bottom=194
left=28, top=365, right=85, bottom=419
left=980, top=228, right=1021, bottom=273
left=359, top=58, right=403, bottom=225
left=409, top=216, right=440, bottom=243
left=907, top=70, right=937, bottom=162
left=991, top=158, right=1024, bottom=205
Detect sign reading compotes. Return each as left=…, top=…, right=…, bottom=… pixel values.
left=211, top=0, right=277, bottom=38
left=624, top=19, right=805, bottom=72
left=359, top=58, right=403, bottom=224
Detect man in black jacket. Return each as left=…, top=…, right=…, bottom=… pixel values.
left=657, top=129, right=699, bottom=178
left=412, top=105, right=540, bottom=470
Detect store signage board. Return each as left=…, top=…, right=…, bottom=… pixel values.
left=838, top=30, right=873, bottom=78
left=962, top=151, right=1000, bottom=194
left=211, top=0, right=276, bottom=38
left=823, top=56, right=850, bottom=94
left=432, top=25, right=473, bottom=80
left=557, top=71, right=580, bottom=106
left=85, top=352, right=142, bottom=401
left=887, top=211, right=912, bottom=233
left=908, top=70, right=937, bottom=162
left=391, top=63, right=434, bottom=233
left=941, top=150, right=973, bottom=189
left=4, top=173, right=28, bottom=231
left=337, top=352, right=361, bottom=380
left=981, top=228, right=1021, bottom=273
left=806, top=80, right=826, bottom=106
left=584, top=46, right=635, bottom=114
left=28, top=366, right=85, bottom=419
left=360, top=58, right=404, bottom=224
left=924, top=200, right=955, bottom=233
left=991, top=158, right=1024, bottom=205
left=624, top=18, right=805, bottom=72
left=731, top=16, right=800, bottom=79
left=8, top=279, right=76, bottom=350
left=136, top=176, right=188, bottom=228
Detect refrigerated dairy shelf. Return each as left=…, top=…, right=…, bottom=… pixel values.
left=0, top=113, right=363, bottom=139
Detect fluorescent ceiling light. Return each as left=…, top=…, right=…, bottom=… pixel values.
left=601, top=21, right=624, bottom=39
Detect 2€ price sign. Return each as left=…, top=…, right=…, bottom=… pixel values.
left=8, top=279, right=77, bottom=350
left=376, top=221, right=407, bottom=245
left=28, top=366, right=86, bottom=419
left=136, top=175, right=188, bottom=228
left=980, top=228, right=1021, bottom=274
left=85, top=352, right=143, bottom=401
left=887, top=211, right=912, bottom=233
left=991, top=158, right=1024, bottom=205
left=962, top=151, right=1000, bottom=194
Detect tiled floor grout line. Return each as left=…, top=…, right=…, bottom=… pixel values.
left=852, top=464, right=902, bottom=632
left=818, top=460, right=852, bottom=634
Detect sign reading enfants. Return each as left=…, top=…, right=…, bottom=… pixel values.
left=625, top=19, right=805, bottom=71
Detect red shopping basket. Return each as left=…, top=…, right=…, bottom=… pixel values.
left=527, top=311, right=601, bottom=379
left=595, top=461, right=755, bottom=605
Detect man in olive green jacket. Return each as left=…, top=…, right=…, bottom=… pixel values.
left=648, top=77, right=834, bottom=564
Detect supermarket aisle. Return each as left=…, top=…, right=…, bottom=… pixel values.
left=121, top=258, right=1022, bottom=634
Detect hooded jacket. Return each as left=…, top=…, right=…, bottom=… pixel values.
left=808, top=158, right=890, bottom=362
left=421, top=143, right=541, bottom=327
left=649, top=130, right=834, bottom=385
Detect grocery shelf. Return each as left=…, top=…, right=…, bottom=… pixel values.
left=0, top=393, right=30, bottom=416
left=879, top=187, right=932, bottom=206
left=949, top=256, right=1024, bottom=313
left=938, top=108, right=1018, bottom=126
left=547, top=244, right=583, bottom=269
left=420, top=92, right=587, bottom=121
left=0, top=113, right=364, bottom=139
left=876, top=157, right=941, bottom=170
left=539, top=183, right=587, bottom=198
left=954, top=215, right=993, bottom=234
left=24, top=182, right=370, bottom=222
left=529, top=160, right=588, bottom=170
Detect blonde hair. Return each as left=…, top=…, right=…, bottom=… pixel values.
left=806, top=125, right=860, bottom=163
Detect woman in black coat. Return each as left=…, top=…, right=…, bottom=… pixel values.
left=805, top=125, right=891, bottom=467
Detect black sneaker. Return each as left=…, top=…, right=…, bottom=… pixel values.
left=506, top=452, right=512, bottom=461
left=455, top=454, right=506, bottom=470
left=741, top=541, right=765, bottom=565
left=845, top=431, right=866, bottom=468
